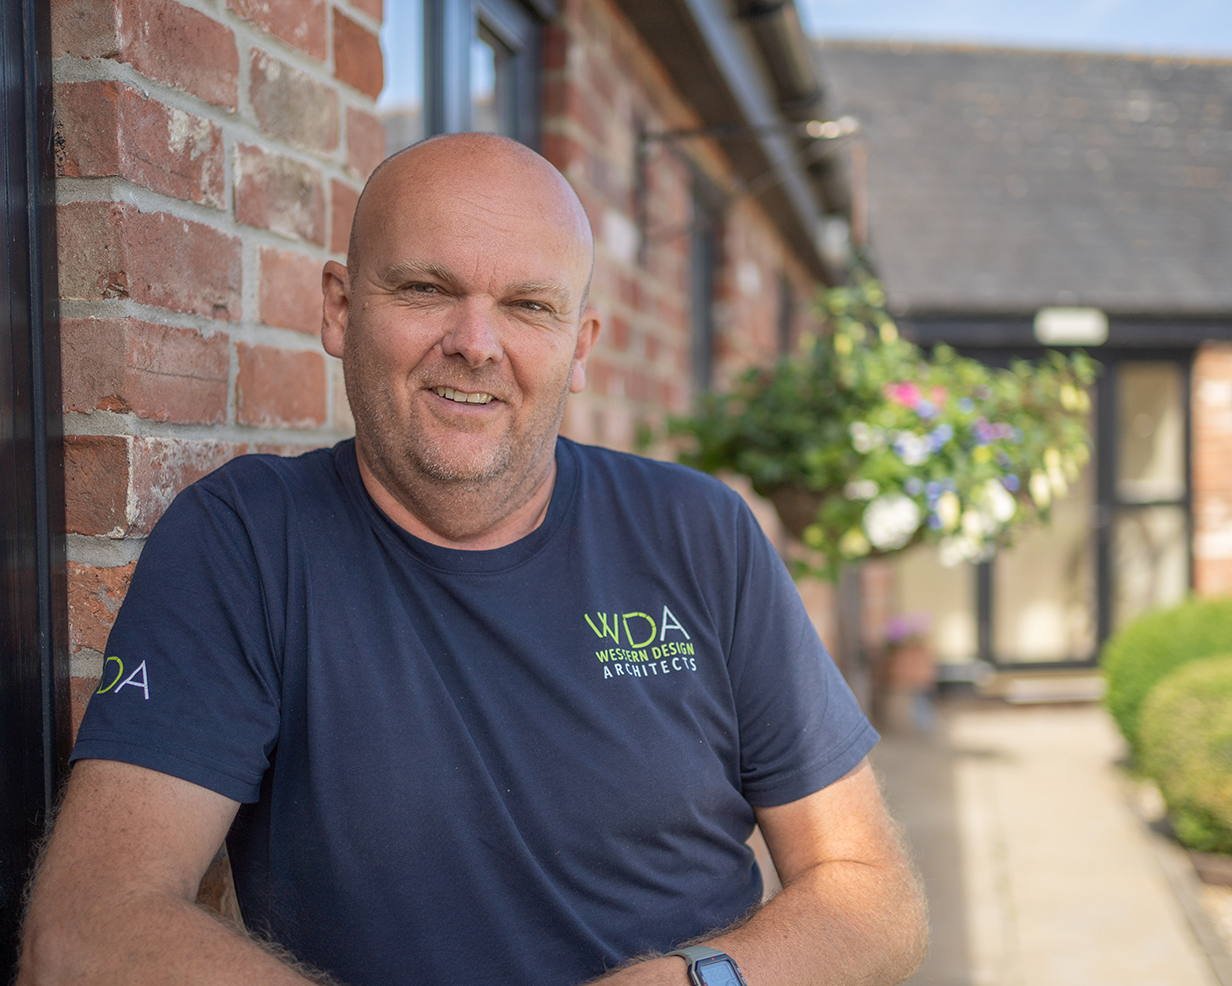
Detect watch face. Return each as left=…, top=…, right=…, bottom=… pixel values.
left=696, top=957, right=743, bottom=986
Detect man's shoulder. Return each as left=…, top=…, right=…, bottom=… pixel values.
left=565, top=439, right=735, bottom=493
left=178, top=442, right=352, bottom=527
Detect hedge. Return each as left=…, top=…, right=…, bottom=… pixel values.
left=1139, top=656, right=1232, bottom=853
left=1102, top=596, right=1232, bottom=755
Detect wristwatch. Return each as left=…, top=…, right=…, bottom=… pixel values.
left=665, top=945, right=749, bottom=986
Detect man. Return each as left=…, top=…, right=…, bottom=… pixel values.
left=20, top=134, right=926, bottom=986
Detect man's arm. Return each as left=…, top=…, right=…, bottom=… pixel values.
left=18, top=759, right=335, bottom=986
left=602, top=758, right=928, bottom=986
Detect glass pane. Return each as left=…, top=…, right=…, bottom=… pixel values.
left=378, top=0, right=424, bottom=155
left=994, top=466, right=1096, bottom=663
left=893, top=544, right=977, bottom=664
left=1117, top=362, right=1185, bottom=503
left=1113, top=506, right=1189, bottom=631
left=470, top=29, right=501, bottom=135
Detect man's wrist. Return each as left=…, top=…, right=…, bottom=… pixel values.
left=665, top=945, right=749, bottom=986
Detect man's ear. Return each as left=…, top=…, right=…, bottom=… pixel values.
left=569, top=308, right=603, bottom=394
left=321, top=261, right=351, bottom=358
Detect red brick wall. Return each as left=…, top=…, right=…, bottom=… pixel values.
left=53, top=0, right=379, bottom=732
left=543, top=0, right=819, bottom=449
left=1193, top=342, right=1232, bottom=597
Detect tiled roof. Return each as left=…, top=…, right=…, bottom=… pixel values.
left=816, top=41, right=1232, bottom=316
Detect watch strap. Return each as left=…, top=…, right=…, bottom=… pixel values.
left=667, top=946, right=728, bottom=963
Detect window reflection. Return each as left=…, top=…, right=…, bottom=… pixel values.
left=472, top=24, right=514, bottom=136
left=995, top=466, right=1096, bottom=662
left=379, top=0, right=425, bottom=155
left=894, top=544, right=977, bottom=664
left=1113, top=506, right=1189, bottom=631
left=1117, top=362, right=1185, bottom=503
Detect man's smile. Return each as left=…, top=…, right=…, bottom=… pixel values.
left=433, top=386, right=496, bottom=406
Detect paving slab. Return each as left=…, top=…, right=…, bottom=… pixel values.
left=872, top=702, right=1220, bottom=986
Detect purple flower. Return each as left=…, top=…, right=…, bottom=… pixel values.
left=927, top=512, right=943, bottom=530
left=906, top=477, right=925, bottom=495
left=1001, top=474, right=1021, bottom=492
left=925, top=481, right=944, bottom=502
left=958, top=398, right=975, bottom=414
left=916, top=400, right=939, bottom=420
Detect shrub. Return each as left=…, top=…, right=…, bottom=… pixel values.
left=1102, top=596, right=1232, bottom=754
left=1139, top=656, right=1232, bottom=853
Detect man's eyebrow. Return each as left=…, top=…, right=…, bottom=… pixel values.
left=504, top=281, right=573, bottom=307
left=376, top=260, right=457, bottom=284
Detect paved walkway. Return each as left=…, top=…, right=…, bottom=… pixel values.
left=872, top=700, right=1221, bottom=986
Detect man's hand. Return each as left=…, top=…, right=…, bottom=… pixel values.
left=599, top=759, right=927, bottom=986
left=18, top=759, right=333, bottom=986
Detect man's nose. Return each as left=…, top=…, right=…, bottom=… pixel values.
left=439, top=300, right=504, bottom=367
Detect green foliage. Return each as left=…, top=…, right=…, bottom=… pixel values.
left=1102, top=596, right=1232, bottom=755
left=1139, top=656, right=1232, bottom=853
left=669, top=270, right=1096, bottom=580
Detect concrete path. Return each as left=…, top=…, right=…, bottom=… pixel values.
left=872, top=701, right=1221, bottom=986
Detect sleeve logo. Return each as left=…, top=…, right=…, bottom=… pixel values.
left=95, top=656, right=150, bottom=700
left=583, top=605, right=698, bottom=680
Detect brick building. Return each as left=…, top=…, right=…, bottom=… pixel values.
left=0, top=0, right=850, bottom=958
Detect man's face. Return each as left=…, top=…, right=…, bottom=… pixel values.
left=323, top=146, right=599, bottom=510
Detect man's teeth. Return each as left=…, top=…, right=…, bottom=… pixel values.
left=434, top=387, right=493, bottom=405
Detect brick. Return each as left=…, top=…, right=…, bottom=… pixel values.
left=348, top=0, right=383, bottom=24
left=235, top=144, right=326, bottom=245
left=259, top=248, right=324, bottom=334
left=130, top=439, right=249, bottom=534
left=333, top=10, right=383, bottom=99
left=57, top=202, right=242, bottom=321
left=118, top=0, right=239, bottom=110
left=330, top=179, right=359, bottom=255
left=227, top=0, right=326, bottom=60
left=236, top=344, right=327, bottom=428
left=346, top=106, right=385, bottom=179
left=70, top=677, right=99, bottom=745
left=54, top=82, right=225, bottom=209
left=51, top=0, right=120, bottom=58
left=61, top=318, right=229, bottom=423
left=64, top=435, right=129, bottom=536
left=67, top=561, right=137, bottom=654
left=250, top=50, right=339, bottom=155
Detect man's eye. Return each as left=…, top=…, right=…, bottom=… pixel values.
left=517, top=300, right=546, bottom=311
left=408, top=283, right=439, bottom=294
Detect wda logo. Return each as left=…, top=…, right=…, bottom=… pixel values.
left=96, top=656, right=150, bottom=700
left=583, top=605, right=698, bottom=680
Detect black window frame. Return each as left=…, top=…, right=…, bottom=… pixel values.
left=1, top=0, right=70, bottom=973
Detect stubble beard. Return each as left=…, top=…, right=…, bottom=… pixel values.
left=346, top=356, right=573, bottom=523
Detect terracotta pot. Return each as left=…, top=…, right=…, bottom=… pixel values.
left=767, top=485, right=825, bottom=539
left=884, top=643, right=936, bottom=690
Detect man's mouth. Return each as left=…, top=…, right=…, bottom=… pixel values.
left=434, top=386, right=495, bottom=405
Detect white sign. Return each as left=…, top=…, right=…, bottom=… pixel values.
left=1033, top=308, right=1108, bottom=346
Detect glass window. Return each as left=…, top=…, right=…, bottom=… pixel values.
left=470, top=29, right=499, bottom=134
left=1113, top=506, right=1189, bottom=631
left=994, top=466, right=1097, bottom=662
left=893, top=545, right=978, bottom=664
left=379, top=0, right=425, bottom=155
left=1117, top=362, right=1186, bottom=503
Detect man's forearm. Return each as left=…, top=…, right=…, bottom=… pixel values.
left=19, top=887, right=339, bottom=986
left=593, top=852, right=926, bottom=986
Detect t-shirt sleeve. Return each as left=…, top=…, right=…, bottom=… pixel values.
left=725, top=502, right=878, bottom=807
left=71, top=481, right=283, bottom=804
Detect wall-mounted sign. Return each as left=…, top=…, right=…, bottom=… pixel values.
left=1034, top=307, right=1109, bottom=346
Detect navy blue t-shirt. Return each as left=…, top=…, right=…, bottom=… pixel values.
left=73, top=438, right=877, bottom=986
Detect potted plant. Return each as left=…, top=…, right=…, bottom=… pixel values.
left=670, top=271, right=1096, bottom=580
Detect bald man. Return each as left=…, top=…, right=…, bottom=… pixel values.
left=19, top=135, right=926, bottom=986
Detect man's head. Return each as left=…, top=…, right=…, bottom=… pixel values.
left=321, top=133, right=601, bottom=539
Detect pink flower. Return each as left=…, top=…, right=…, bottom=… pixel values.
left=930, top=386, right=948, bottom=407
left=885, top=382, right=921, bottom=407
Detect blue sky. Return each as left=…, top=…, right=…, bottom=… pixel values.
left=798, top=0, right=1232, bottom=57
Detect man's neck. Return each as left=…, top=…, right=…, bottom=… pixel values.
left=353, top=442, right=558, bottom=551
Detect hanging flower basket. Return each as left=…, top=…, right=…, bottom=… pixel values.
left=670, top=272, right=1097, bottom=580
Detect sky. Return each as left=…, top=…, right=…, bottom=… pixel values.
left=798, top=0, right=1232, bottom=58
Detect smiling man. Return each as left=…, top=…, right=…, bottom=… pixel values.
left=19, top=135, right=926, bottom=986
